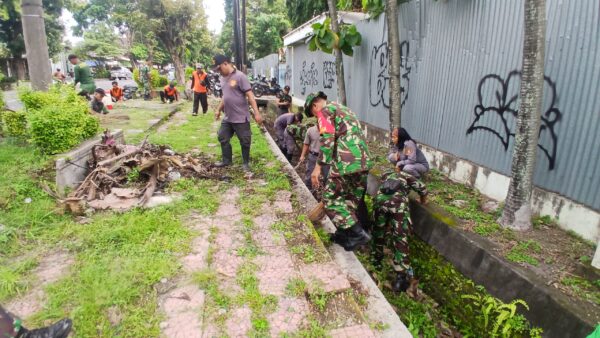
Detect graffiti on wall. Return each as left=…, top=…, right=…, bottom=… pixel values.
left=299, top=61, right=319, bottom=95
left=323, top=61, right=336, bottom=89
left=284, top=65, right=292, bottom=85
left=368, top=40, right=411, bottom=108
left=466, top=70, right=562, bottom=170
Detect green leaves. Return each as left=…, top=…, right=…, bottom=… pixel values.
left=307, top=18, right=362, bottom=56
left=361, top=0, right=410, bottom=19
left=18, top=85, right=100, bottom=154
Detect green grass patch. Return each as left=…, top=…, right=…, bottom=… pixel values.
left=506, top=240, right=542, bottom=266
left=561, top=276, right=600, bottom=305
left=285, top=278, right=307, bottom=297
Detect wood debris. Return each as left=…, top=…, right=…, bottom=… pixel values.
left=64, top=131, right=217, bottom=213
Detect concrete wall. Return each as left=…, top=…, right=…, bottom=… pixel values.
left=251, top=54, right=280, bottom=81
left=285, top=0, right=600, bottom=244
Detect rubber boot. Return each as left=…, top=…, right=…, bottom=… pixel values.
left=340, top=223, right=371, bottom=252
left=392, top=272, right=411, bottom=293
left=18, top=318, right=72, bottom=338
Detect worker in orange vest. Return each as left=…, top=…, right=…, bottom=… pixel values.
left=110, top=81, right=124, bottom=102
left=191, top=63, right=208, bottom=115
left=160, top=82, right=179, bottom=103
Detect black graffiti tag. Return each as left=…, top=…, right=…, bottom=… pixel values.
left=322, top=61, right=336, bottom=89
left=299, top=61, right=319, bottom=95
left=368, top=41, right=411, bottom=108
left=466, top=70, right=562, bottom=170
left=284, top=65, right=292, bottom=85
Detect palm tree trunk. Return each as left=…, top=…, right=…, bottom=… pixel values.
left=500, top=0, right=546, bottom=230
left=327, top=0, right=347, bottom=105
left=385, top=0, right=401, bottom=132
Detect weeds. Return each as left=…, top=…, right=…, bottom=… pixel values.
left=285, top=278, right=307, bottom=297
left=506, top=240, right=542, bottom=266
left=561, top=276, right=600, bottom=305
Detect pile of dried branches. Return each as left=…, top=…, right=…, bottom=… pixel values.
left=64, top=131, right=216, bottom=213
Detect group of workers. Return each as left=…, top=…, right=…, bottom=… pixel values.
left=272, top=87, right=431, bottom=292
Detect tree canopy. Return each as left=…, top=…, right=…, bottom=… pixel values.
left=0, top=0, right=65, bottom=59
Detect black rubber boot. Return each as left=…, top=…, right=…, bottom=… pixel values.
left=18, top=318, right=72, bottom=338
left=330, top=228, right=347, bottom=245
left=340, top=223, right=371, bottom=252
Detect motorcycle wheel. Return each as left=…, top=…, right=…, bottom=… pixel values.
left=253, top=85, right=264, bottom=98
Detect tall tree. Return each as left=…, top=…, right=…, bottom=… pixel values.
left=385, top=0, right=401, bottom=131
left=327, top=0, right=346, bottom=105
left=72, top=24, right=124, bottom=59
left=285, top=0, right=327, bottom=28
left=500, top=0, right=546, bottom=230
left=0, top=0, right=64, bottom=79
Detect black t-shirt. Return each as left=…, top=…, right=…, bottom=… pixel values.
left=279, top=94, right=291, bottom=112
left=91, top=99, right=108, bottom=114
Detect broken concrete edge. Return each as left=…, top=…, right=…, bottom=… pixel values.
left=144, top=104, right=182, bottom=134
left=55, top=129, right=125, bottom=194
left=260, top=126, right=412, bottom=338
left=410, top=201, right=595, bottom=338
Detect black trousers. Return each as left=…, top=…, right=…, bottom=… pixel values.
left=217, top=121, right=252, bottom=164
left=193, top=92, right=208, bottom=114
left=160, top=91, right=176, bottom=103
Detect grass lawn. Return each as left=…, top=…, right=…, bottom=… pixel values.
left=0, top=101, right=303, bottom=336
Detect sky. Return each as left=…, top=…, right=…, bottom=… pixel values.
left=61, top=0, right=225, bottom=46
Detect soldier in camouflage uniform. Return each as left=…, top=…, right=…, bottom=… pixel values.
left=373, top=169, right=428, bottom=292
left=304, top=92, right=373, bottom=251
left=140, top=60, right=152, bottom=100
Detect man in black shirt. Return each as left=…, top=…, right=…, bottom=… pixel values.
left=276, top=85, right=292, bottom=116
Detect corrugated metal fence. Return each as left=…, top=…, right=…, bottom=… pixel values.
left=285, top=0, right=600, bottom=211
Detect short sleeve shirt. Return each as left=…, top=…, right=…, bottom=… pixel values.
left=221, top=70, right=252, bottom=123
left=304, top=125, right=321, bottom=154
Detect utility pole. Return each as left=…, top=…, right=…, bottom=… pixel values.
left=21, top=0, right=52, bottom=91
left=241, top=0, right=247, bottom=72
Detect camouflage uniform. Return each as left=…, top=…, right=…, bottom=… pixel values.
left=140, top=65, right=151, bottom=99
left=372, top=170, right=428, bottom=273
left=317, top=102, right=373, bottom=230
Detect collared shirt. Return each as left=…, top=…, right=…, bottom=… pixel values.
left=278, top=93, right=292, bottom=113
left=221, top=70, right=252, bottom=123
left=304, top=125, right=321, bottom=154
left=274, top=112, right=295, bottom=142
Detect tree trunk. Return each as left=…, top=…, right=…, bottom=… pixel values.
left=385, top=0, right=401, bottom=132
left=171, top=52, right=186, bottom=87
left=500, top=0, right=546, bottom=231
left=21, top=0, right=52, bottom=90
left=327, top=0, right=346, bottom=105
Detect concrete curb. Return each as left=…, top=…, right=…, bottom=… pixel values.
left=260, top=127, right=412, bottom=338
left=410, top=201, right=596, bottom=338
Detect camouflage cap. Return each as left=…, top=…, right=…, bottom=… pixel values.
left=303, top=91, right=328, bottom=117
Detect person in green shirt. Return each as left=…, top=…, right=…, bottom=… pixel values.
left=68, top=54, right=96, bottom=100
left=139, top=60, right=152, bottom=100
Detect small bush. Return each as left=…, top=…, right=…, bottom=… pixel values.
left=18, top=85, right=99, bottom=154
left=1, top=110, right=28, bottom=137
left=133, top=68, right=167, bottom=88
left=29, top=104, right=99, bottom=154
left=150, top=69, right=168, bottom=88
left=0, top=90, right=4, bottom=110
left=94, top=68, right=110, bottom=79
left=185, top=67, right=194, bottom=79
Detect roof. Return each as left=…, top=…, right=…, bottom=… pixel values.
left=283, top=11, right=369, bottom=47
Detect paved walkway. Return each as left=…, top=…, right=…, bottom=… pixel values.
left=158, top=185, right=377, bottom=337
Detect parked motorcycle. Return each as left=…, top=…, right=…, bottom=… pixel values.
left=209, top=72, right=222, bottom=98
left=252, top=76, right=282, bottom=98
left=123, top=85, right=138, bottom=100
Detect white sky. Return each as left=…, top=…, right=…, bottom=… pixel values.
left=205, top=0, right=225, bottom=34
left=61, top=0, right=224, bottom=45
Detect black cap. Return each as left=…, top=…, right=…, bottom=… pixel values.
left=211, top=54, right=231, bottom=71
left=95, top=88, right=106, bottom=96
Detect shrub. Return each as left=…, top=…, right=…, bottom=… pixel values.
left=29, top=104, right=99, bottom=154
left=1, top=110, right=27, bottom=137
left=0, top=90, right=4, bottom=110
left=94, top=68, right=110, bottom=79
left=185, top=67, right=194, bottom=79
left=133, top=68, right=167, bottom=88
left=18, top=85, right=99, bottom=154
left=150, top=69, right=168, bottom=88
